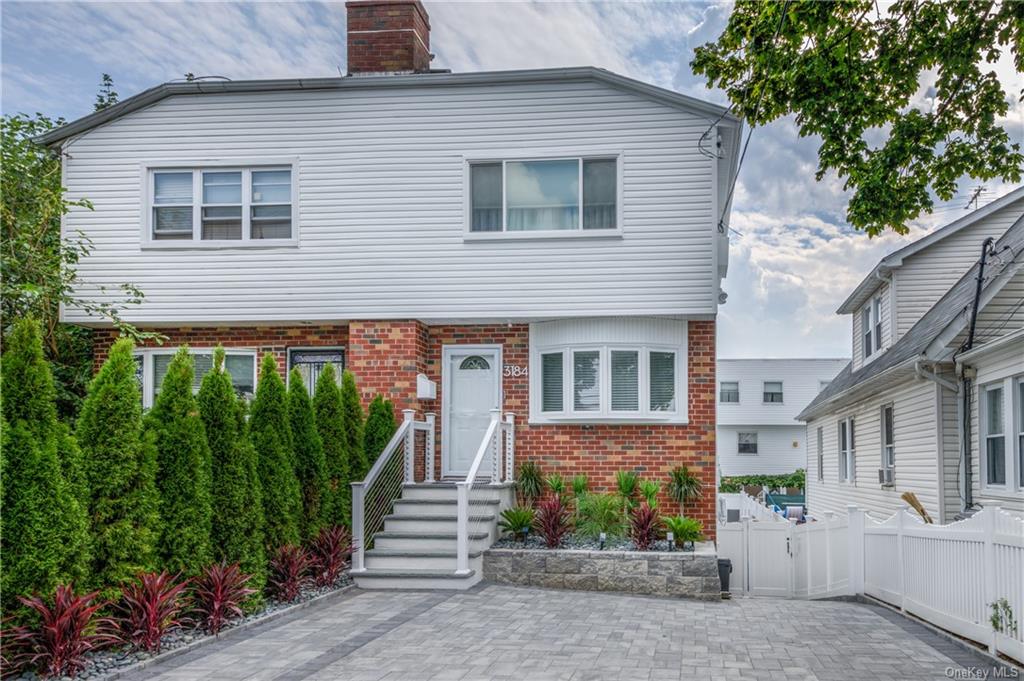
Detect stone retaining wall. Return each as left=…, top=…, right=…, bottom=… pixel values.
left=483, top=543, right=721, bottom=600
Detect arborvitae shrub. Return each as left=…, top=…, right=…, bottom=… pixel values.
left=288, top=369, right=327, bottom=542
left=340, top=370, right=366, bottom=482
left=249, top=353, right=300, bottom=550
left=145, top=346, right=212, bottom=575
left=313, top=364, right=350, bottom=527
left=0, top=319, right=90, bottom=596
left=76, top=337, right=159, bottom=597
left=363, top=395, right=397, bottom=469
left=197, top=347, right=266, bottom=599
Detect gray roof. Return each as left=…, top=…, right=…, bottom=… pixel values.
left=35, top=66, right=740, bottom=147
left=836, top=187, right=1024, bottom=314
left=798, top=213, right=1024, bottom=421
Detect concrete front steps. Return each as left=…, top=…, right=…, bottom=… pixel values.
left=351, top=482, right=514, bottom=590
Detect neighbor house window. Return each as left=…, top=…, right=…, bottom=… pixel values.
left=287, top=348, right=345, bottom=398
left=148, top=166, right=294, bottom=244
left=536, top=346, right=680, bottom=419
left=984, top=385, right=1006, bottom=486
left=763, top=381, right=783, bottom=403
left=881, top=404, right=895, bottom=481
left=862, top=295, right=883, bottom=358
left=838, top=416, right=855, bottom=482
left=738, top=432, right=758, bottom=455
left=1018, top=380, right=1024, bottom=488
left=469, top=157, right=617, bottom=232
left=719, top=381, right=739, bottom=403
left=135, top=349, right=256, bottom=409
left=816, top=426, right=824, bottom=481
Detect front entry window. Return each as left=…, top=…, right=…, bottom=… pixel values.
left=459, top=355, right=491, bottom=371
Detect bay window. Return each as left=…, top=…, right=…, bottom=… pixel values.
left=135, top=349, right=256, bottom=409
left=147, top=164, right=295, bottom=245
left=469, top=156, right=618, bottom=233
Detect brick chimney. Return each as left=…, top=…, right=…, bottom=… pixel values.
left=346, top=0, right=432, bottom=76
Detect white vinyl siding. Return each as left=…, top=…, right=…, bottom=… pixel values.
left=716, top=358, right=847, bottom=426
left=716, top=425, right=806, bottom=476
left=851, top=282, right=891, bottom=371
left=60, top=80, right=724, bottom=323
left=530, top=317, right=687, bottom=424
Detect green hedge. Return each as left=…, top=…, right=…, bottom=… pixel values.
left=719, top=469, right=805, bottom=493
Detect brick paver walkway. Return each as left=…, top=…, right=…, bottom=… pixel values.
left=123, top=585, right=1012, bottom=681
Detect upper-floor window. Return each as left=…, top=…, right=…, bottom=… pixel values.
left=816, top=426, right=824, bottom=481
left=763, top=381, right=783, bottom=403
left=861, top=295, right=882, bottom=358
left=738, top=432, right=758, bottom=454
left=838, top=416, right=855, bottom=482
left=469, top=157, right=617, bottom=233
left=719, top=381, right=739, bottom=403
left=148, top=166, right=295, bottom=246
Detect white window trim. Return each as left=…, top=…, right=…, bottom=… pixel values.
left=141, top=158, right=300, bottom=249
left=838, top=416, right=855, bottom=483
left=816, top=426, right=824, bottom=482
left=737, top=431, right=758, bottom=456
left=1017, top=377, right=1024, bottom=490
left=462, top=151, right=624, bottom=241
left=719, top=381, right=740, bottom=404
left=880, top=403, right=895, bottom=485
left=762, top=380, right=784, bottom=405
left=980, top=379, right=1013, bottom=492
left=861, top=295, right=884, bottom=362
left=530, top=342, right=686, bottom=424
left=135, top=347, right=258, bottom=409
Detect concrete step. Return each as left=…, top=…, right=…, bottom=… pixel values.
left=383, top=513, right=495, bottom=534
left=372, top=530, right=493, bottom=552
left=400, top=482, right=514, bottom=503
left=351, top=568, right=481, bottom=590
left=364, top=548, right=483, bottom=571
left=392, top=498, right=499, bottom=517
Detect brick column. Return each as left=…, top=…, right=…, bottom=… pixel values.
left=347, top=320, right=429, bottom=414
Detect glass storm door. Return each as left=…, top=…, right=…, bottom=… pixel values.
left=443, top=348, right=500, bottom=478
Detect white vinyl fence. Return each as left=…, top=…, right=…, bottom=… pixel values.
left=717, top=502, right=1024, bottom=663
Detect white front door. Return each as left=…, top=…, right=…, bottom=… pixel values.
left=443, top=346, right=501, bottom=478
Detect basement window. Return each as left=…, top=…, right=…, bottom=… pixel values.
left=145, top=163, right=296, bottom=247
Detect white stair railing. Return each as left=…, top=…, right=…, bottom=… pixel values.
left=455, top=409, right=515, bottom=574
left=350, top=409, right=435, bottom=573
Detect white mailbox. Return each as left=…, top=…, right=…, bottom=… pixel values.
left=416, top=373, right=437, bottom=400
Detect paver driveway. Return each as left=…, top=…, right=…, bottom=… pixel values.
left=123, top=585, right=1010, bottom=681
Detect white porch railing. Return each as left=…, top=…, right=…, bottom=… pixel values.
left=455, top=409, right=515, bottom=574
left=717, top=504, right=1024, bottom=664
left=350, top=409, right=435, bottom=573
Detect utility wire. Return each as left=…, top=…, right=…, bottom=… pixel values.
left=717, top=0, right=793, bottom=234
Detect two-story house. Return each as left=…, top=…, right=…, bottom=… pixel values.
left=717, top=358, right=848, bottom=478
left=798, top=188, right=1024, bottom=523
left=39, top=1, right=742, bottom=586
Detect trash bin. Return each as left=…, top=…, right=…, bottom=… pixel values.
left=717, top=558, right=732, bottom=594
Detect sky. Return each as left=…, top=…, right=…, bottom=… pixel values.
left=2, top=1, right=1022, bottom=360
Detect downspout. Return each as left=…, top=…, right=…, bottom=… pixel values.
left=957, top=236, right=996, bottom=509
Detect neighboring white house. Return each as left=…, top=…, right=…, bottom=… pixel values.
left=798, top=188, right=1024, bottom=523
left=717, top=358, right=847, bottom=477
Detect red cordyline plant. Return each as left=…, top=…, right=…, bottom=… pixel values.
left=534, top=497, right=571, bottom=548
left=190, top=562, right=256, bottom=636
left=629, top=502, right=661, bottom=551
left=107, top=572, right=189, bottom=653
left=8, top=585, right=114, bottom=679
left=268, top=545, right=313, bottom=603
left=310, top=526, right=352, bottom=588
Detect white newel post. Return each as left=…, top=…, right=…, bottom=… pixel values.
left=824, top=512, right=834, bottom=595
left=488, top=408, right=501, bottom=484
left=402, top=409, right=415, bottom=484
left=896, top=507, right=906, bottom=611
left=424, top=413, right=436, bottom=482
left=504, top=413, right=515, bottom=482
left=847, top=505, right=864, bottom=596
left=455, top=482, right=470, bottom=574
left=351, top=483, right=366, bottom=572
left=983, top=507, right=998, bottom=655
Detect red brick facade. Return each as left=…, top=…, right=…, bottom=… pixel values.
left=94, top=318, right=717, bottom=538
